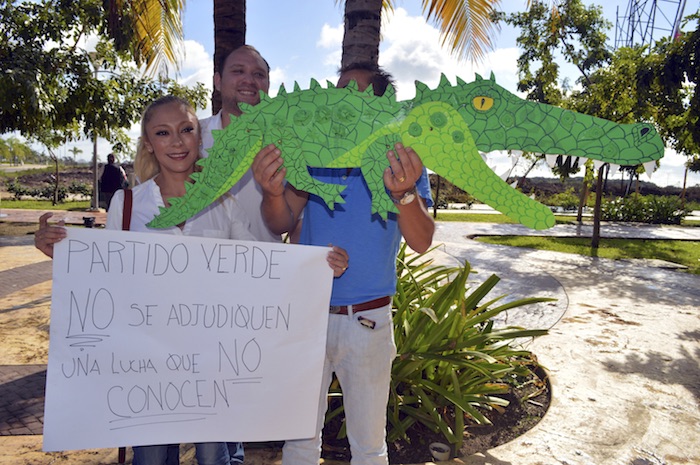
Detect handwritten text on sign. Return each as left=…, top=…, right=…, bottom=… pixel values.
left=43, top=228, right=332, bottom=452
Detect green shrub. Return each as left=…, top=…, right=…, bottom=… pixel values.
left=325, top=245, right=551, bottom=452
left=4, top=179, right=73, bottom=203
left=35, top=184, right=68, bottom=202
left=6, top=179, right=29, bottom=200
left=602, top=194, right=690, bottom=224
left=68, top=181, right=93, bottom=198
left=546, top=187, right=579, bottom=210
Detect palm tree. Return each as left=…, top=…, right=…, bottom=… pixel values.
left=112, top=0, right=504, bottom=105
left=105, top=0, right=185, bottom=76
left=418, top=0, right=502, bottom=62
left=340, top=0, right=503, bottom=68
left=340, top=0, right=384, bottom=68
left=212, top=0, right=247, bottom=113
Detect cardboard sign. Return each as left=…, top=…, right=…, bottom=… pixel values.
left=43, top=228, right=332, bottom=451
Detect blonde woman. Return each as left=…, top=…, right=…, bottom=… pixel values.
left=35, top=95, right=350, bottom=464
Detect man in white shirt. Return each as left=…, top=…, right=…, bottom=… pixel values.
left=200, top=45, right=280, bottom=243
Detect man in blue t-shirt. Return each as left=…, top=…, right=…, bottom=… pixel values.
left=253, top=63, right=434, bottom=465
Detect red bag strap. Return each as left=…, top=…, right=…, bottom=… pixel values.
left=122, top=189, right=133, bottom=231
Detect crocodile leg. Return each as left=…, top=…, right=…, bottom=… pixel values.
left=361, top=134, right=401, bottom=219
left=401, top=101, right=556, bottom=230
left=286, top=149, right=347, bottom=210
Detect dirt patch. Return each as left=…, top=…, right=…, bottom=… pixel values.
left=2, top=166, right=99, bottom=191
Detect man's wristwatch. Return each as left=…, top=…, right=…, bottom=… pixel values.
left=391, top=186, right=417, bottom=205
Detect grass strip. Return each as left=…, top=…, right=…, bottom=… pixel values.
left=475, top=235, right=700, bottom=274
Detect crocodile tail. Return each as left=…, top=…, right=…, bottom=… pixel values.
left=146, top=174, right=215, bottom=229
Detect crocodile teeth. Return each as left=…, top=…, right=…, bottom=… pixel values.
left=643, top=160, right=656, bottom=178
left=593, top=160, right=605, bottom=170
left=545, top=154, right=558, bottom=168
left=608, top=164, right=620, bottom=177
left=563, top=155, right=583, bottom=166
left=499, top=169, right=511, bottom=181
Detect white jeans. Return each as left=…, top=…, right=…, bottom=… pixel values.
left=283, top=304, right=396, bottom=465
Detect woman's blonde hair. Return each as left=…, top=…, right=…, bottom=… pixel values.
left=134, top=95, right=201, bottom=182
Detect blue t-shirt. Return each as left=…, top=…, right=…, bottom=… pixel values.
left=299, top=168, right=433, bottom=306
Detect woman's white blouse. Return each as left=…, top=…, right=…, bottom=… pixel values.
left=106, top=178, right=256, bottom=241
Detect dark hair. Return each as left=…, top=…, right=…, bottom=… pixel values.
left=217, top=45, right=270, bottom=75
left=338, top=62, right=395, bottom=96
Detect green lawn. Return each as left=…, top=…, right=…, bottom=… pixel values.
left=434, top=211, right=699, bottom=227
left=432, top=211, right=699, bottom=274
left=0, top=199, right=91, bottom=210
left=474, top=235, right=700, bottom=274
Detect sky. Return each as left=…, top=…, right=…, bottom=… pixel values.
left=55, top=1, right=700, bottom=188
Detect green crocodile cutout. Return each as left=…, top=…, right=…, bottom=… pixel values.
left=148, top=73, right=664, bottom=230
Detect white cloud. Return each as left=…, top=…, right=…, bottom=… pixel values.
left=181, top=40, right=212, bottom=74
left=269, top=67, right=287, bottom=97
left=317, top=23, right=343, bottom=49
left=315, top=23, right=343, bottom=67
left=378, top=8, right=521, bottom=100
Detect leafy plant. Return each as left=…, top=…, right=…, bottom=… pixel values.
left=68, top=181, right=93, bottom=199
left=388, top=245, right=550, bottom=450
left=36, top=183, right=67, bottom=202
left=546, top=187, right=581, bottom=210
left=5, top=179, right=68, bottom=202
left=324, top=245, right=551, bottom=454
left=602, top=194, right=691, bottom=224
left=6, top=179, right=29, bottom=200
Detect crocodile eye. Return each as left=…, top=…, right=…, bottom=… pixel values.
left=472, top=96, right=493, bottom=111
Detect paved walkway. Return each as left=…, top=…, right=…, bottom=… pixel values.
left=0, top=365, right=45, bottom=436
left=0, top=208, right=107, bottom=227
left=430, top=222, right=700, bottom=465
left=1, top=210, right=699, bottom=464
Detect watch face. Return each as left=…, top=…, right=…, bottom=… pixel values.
left=400, top=191, right=416, bottom=205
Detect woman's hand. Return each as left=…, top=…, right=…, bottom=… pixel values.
left=34, top=212, right=66, bottom=259
left=327, top=245, right=349, bottom=278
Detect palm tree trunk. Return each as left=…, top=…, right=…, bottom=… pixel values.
left=341, top=0, right=382, bottom=68
left=213, top=0, right=247, bottom=113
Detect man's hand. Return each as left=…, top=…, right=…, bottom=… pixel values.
left=252, top=143, right=286, bottom=198
left=383, top=143, right=424, bottom=198
left=327, top=245, right=350, bottom=278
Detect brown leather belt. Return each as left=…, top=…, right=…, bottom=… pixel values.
left=329, top=296, right=392, bottom=315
